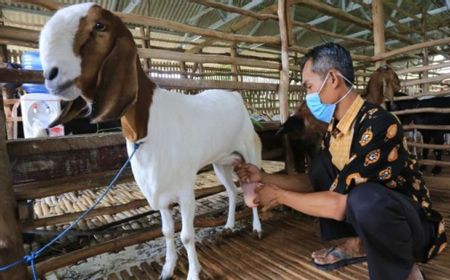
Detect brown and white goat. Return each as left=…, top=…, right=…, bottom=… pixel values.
left=39, top=4, right=262, bottom=279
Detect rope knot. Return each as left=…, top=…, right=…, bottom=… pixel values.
left=23, top=252, right=37, bottom=265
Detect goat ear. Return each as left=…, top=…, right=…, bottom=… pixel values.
left=49, top=97, right=90, bottom=128
left=92, top=36, right=138, bottom=123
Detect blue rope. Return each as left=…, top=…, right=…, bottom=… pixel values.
left=0, top=142, right=141, bottom=279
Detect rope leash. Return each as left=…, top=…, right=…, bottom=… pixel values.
left=0, top=142, right=141, bottom=279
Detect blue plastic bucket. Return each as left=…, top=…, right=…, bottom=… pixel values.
left=21, top=51, right=48, bottom=94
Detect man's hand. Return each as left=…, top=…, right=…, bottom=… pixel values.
left=255, top=183, right=284, bottom=211
left=234, top=163, right=263, bottom=183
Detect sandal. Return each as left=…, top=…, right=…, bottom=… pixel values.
left=312, top=246, right=367, bottom=271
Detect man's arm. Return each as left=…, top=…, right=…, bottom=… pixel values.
left=261, top=172, right=314, bottom=193
left=234, top=163, right=314, bottom=193
left=258, top=184, right=347, bottom=221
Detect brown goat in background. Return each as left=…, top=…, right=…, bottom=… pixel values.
left=361, top=64, right=401, bottom=105
left=364, top=65, right=450, bottom=175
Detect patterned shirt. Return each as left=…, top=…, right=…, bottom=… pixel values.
left=322, top=96, right=447, bottom=261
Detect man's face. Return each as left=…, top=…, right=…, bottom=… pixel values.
left=302, top=59, right=335, bottom=104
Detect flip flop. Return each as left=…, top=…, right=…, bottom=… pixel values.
left=312, top=246, right=367, bottom=271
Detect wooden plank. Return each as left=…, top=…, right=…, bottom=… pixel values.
left=129, top=265, right=149, bottom=280
left=8, top=133, right=128, bottom=184
left=392, top=107, right=450, bottom=115
left=0, top=90, right=28, bottom=279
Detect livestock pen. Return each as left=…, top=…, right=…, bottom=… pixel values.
left=0, top=0, right=450, bottom=279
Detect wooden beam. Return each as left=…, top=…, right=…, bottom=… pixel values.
left=153, top=78, right=303, bottom=92
left=187, top=3, right=279, bottom=54
left=118, top=13, right=280, bottom=45
left=372, top=0, right=386, bottom=68
left=371, top=37, right=450, bottom=61
left=392, top=107, right=450, bottom=115
left=0, top=68, right=303, bottom=92
left=0, top=99, right=28, bottom=279
left=396, top=62, right=450, bottom=75
left=187, top=0, right=278, bottom=21
left=291, top=0, right=415, bottom=44
left=137, top=48, right=291, bottom=70
left=0, top=26, right=39, bottom=44
left=11, top=0, right=61, bottom=11
left=288, top=46, right=372, bottom=62
left=393, top=89, right=450, bottom=101
left=401, top=73, right=450, bottom=87
left=291, top=20, right=372, bottom=46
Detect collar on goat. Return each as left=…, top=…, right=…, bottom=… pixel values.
left=40, top=3, right=156, bottom=142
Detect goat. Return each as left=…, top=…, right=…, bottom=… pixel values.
left=364, top=65, right=450, bottom=175
left=276, top=102, right=327, bottom=172
left=39, top=4, right=262, bottom=280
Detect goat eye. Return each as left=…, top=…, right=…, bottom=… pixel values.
left=93, top=22, right=106, bottom=32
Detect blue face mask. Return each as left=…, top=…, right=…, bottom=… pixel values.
left=305, top=73, right=354, bottom=123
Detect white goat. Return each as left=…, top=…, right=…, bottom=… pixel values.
left=39, top=3, right=262, bottom=280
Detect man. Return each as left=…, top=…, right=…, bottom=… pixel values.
left=235, top=43, right=446, bottom=280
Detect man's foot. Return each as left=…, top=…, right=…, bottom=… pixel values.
left=312, top=237, right=367, bottom=271
left=406, top=264, right=425, bottom=280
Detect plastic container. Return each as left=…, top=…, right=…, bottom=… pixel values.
left=20, top=93, right=64, bottom=138
left=21, top=51, right=49, bottom=94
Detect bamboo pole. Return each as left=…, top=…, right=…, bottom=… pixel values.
left=371, top=37, right=450, bottom=62
left=392, top=107, right=450, bottom=115
left=393, top=89, right=450, bottom=101
left=187, top=0, right=278, bottom=21
left=396, top=62, right=450, bottom=75
left=278, top=0, right=290, bottom=124
left=291, top=0, right=414, bottom=44
left=230, top=43, right=239, bottom=82
left=407, top=142, right=450, bottom=150
left=278, top=0, right=296, bottom=175
left=401, top=73, right=450, bottom=87
left=372, top=0, right=386, bottom=68
left=118, top=13, right=280, bottom=45
left=0, top=98, right=28, bottom=279
left=418, top=159, right=450, bottom=167
left=403, top=124, right=450, bottom=131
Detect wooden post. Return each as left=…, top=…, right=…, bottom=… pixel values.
left=278, top=0, right=290, bottom=123
left=372, top=0, right=386, bottom=68
left=0, top=98, right=28, bottom=279
left=421, top=8, right=429, bottom=94
left=138, top=27, right=151, bottom=72
left=278, top=0, right=295, bottom=174
left=230, top=43, right=238, bottom=82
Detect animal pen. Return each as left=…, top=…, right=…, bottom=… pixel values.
left=0, top=0, right=449, bottom=279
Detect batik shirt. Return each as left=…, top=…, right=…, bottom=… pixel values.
left=322, top=95, right=447, bottom=261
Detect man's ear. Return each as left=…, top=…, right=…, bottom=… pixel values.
left=328, top=71, right=341, bottom=89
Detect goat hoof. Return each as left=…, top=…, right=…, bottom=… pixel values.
left=222, top=228, right=234, bottom=236
left=253, top=230, right=263, bottom=239
left=159, top=276, right=172, bottom=280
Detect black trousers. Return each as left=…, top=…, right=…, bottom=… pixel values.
left=308, top=151, right=435, bottom=280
